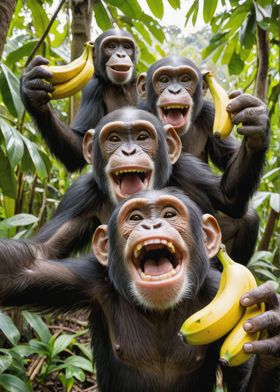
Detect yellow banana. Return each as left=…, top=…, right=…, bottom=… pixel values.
left=181, top=245, right=257, bottom=345
left=203, top=71, right=233, bottom=139
left=51, top=42, right=94, bottom=100
left=220, top=302, right=265, bottom=367
left=41, top=44, right=89, bottom=84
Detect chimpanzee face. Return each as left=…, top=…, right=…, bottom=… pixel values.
left=86, top=108, right=182, bottom=204
left=99, top=118, right=158, bottom=202
left=152, top=66, right=198, bottom=134
left=100, top=36, right=136, bottom=85
left=116, top=193, right=193, bottom=310
left=93, top=189, right=222, bottom=311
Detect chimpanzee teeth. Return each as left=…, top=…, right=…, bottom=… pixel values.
left=139, top=268, right=177, bottom=281
left=133, top=239, right=176, bottom=259
left=165, top=105, right=186, bottom=110
left=115, top=169, right=146, bottom=176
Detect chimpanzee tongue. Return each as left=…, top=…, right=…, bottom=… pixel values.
left=165, top=109, right=184, bottom=127
left=144, top=258, right=173, bottom=276
left=120, top=174, right=144, bottom=195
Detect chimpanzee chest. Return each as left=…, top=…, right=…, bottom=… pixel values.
left=181, top=126, right=208, bottom=162
left=105, top=300, right=208, bottom=378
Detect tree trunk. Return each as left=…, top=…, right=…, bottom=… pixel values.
left=258, top=209, right=279, bottom=251
left=0, top=0, right=17, bottom=58
left=255, top=25, right=269, bottom=102
left=70, top=0, right=94, bottom=120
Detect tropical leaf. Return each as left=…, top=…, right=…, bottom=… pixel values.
left=93, top=1, right=112, bottom=31
left=0, top=312, right=20, bottom=346
left=0, top=64, right=24, bottom=118
left=0, top=118, right=24, bottom=168
left=146, top=0, right=164, bottom=19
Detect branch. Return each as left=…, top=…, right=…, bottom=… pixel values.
left=255, top=25, right=269, bottom=102
left=258, top=209, right=279, bottom=251
left=25, top=0, right=66, bottom=66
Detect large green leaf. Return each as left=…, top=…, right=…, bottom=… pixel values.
left=203, top=0, right=218, bottom=23
left=93, top=1, right=112, bottom=31
left=0, top=214, right=38, bottom=231
left=0, top=147, right=17, bottom=198
left=0, top=118, right=24, bottom=168
left=270, top=193, right=280, bottom=213
left=133, top=21, right=152, bottom=45
left=201, top=32, right=227, bottom=59
left=146, top=0, right=164, bottom=19
left=0, top=374, right=32, bottom=392
left=221, top=33, right=238, bottom=64
left=26, top=0, right=50, bottom=44
left=254, top=2, right=272, bottom=30
left=0, top=64, right=24, bottom=119
left=140, top=14, right=165, bottom=42
left=185, top=0, right=199, bottom=26
left=168, top=0, right=180, bottom=10
left=106, top=0, right=142, bottom=19
left=22, top=311, right=51, bottom=344
left=5, top=40, right=39, bottom=66
left=0, top=354, right=12, bottom=374
left=239, top=12, right=256, bottom=49
left=52, top=334, right=76, bottom=357
left=21, top=135, right=48, bottom=179
left=228, top=51, right=244, bottom=74
left=0, top=312, right=20, bottom=346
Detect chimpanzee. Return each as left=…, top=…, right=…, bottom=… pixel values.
left=0, top=190, right=279, bottom=391
left=137, top=56, right=270, bottom=264
left=20, top=29, right=138, bottom=171
left=31, top=108, right=261, bottom=261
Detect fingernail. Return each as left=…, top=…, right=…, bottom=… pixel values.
left=244, top=343, right=253, bottom=353
left=227, top=104, right=231, bottom=110
left=244, top=321, right=253, bottom=331
left=241, top=297, right=251, bottom=306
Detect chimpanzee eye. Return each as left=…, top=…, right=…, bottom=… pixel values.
left=129, top=212, right=144, bottom=221
left=181, top=74, right=191, bottom=83
left=123, top=43, right=132, bottom=50
left=108, top=133, right=121, bottom=142
left=163, top=208, right=177, bottom=219
left=159, top=75, right=170, bottom=84
left=107, top=42, right=116, bottom=50
left=137, top=131, right=150, bottom=141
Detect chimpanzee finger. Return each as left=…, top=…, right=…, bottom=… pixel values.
left=243, top=336, right=280, bottom=356
left=227, top=94, right=265, bottom=114
left=24, top=65, right=53, bottom=81
left=25, top=55, right=49, bottom=72
left=243, top=310, right=280, bottom=335
left=236, top=125, right=267, bottom=138
left=27, top=78, right=54, bottom=92
left=228, top=89, right=243, bottom=99
left=24, top=90, right=51, bottom=106
left=240, top=282, right=279, bottom=308
left=231, top=107, right=268, bottom=126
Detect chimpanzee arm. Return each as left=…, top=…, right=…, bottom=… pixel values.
left=34, top=172, right=105, bottom=259
left=0, top=240, right=99, bottom=312
left=20, top=56, right=86, bottom=172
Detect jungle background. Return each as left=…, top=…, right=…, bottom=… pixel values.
left=0, top=0, right=279, bottom=390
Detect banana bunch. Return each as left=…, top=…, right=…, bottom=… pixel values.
left=42, top=41, right=94, bottom=100
left=203, top=71, right=233, bottom=139
left=181, top=245, right=263, bottom=357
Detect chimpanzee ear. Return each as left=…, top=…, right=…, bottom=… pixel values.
left=163, top=124, right=182, bottom=164
left=202, top=80, right=208, bottom=96
left=136, top=72, right=147, bottom=99
left=92, top=224, right=109, bottom=267
left=83, top=129, right=95, bottom=164
left=202, top=214, right=222, bottom=258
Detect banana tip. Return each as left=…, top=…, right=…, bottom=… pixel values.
left=219, top=358, right=229, bottom=367
left=214, top=131, right=221, bottom=139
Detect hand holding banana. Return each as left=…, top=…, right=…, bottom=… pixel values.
left=181, top=245, right=268, bottom=366
left=42, top=41, right=95, bottom=100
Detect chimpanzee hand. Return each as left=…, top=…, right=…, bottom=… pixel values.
left=20, top=56, right=54, bottom=113
left=240, top=281, right=280, bottom=360
left=226, top=91, right=269, bottom=151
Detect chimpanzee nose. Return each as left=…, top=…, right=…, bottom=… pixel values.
left=168, top=84, right=182, bottom=95
left=122, top=146, right=136, bottom=156
left=141, top=221, right=162, bottom=230
left=116, top=51, right=126, bottom=58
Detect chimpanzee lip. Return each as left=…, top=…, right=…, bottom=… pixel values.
left=108, top=64, right=131, bottom=73
left=132, top=238, right=182, bottom=282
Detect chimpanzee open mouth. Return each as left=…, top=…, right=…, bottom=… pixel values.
left=110, top=65, right=131, bottom=72
left=132, top=239, right=181, bottom=281
left=112, top=168, right=151, bottom=196
left=161, top=105, right=189, bottom=117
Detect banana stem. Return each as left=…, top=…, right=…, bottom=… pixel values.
left=217, top=245, right=234, bottom=268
